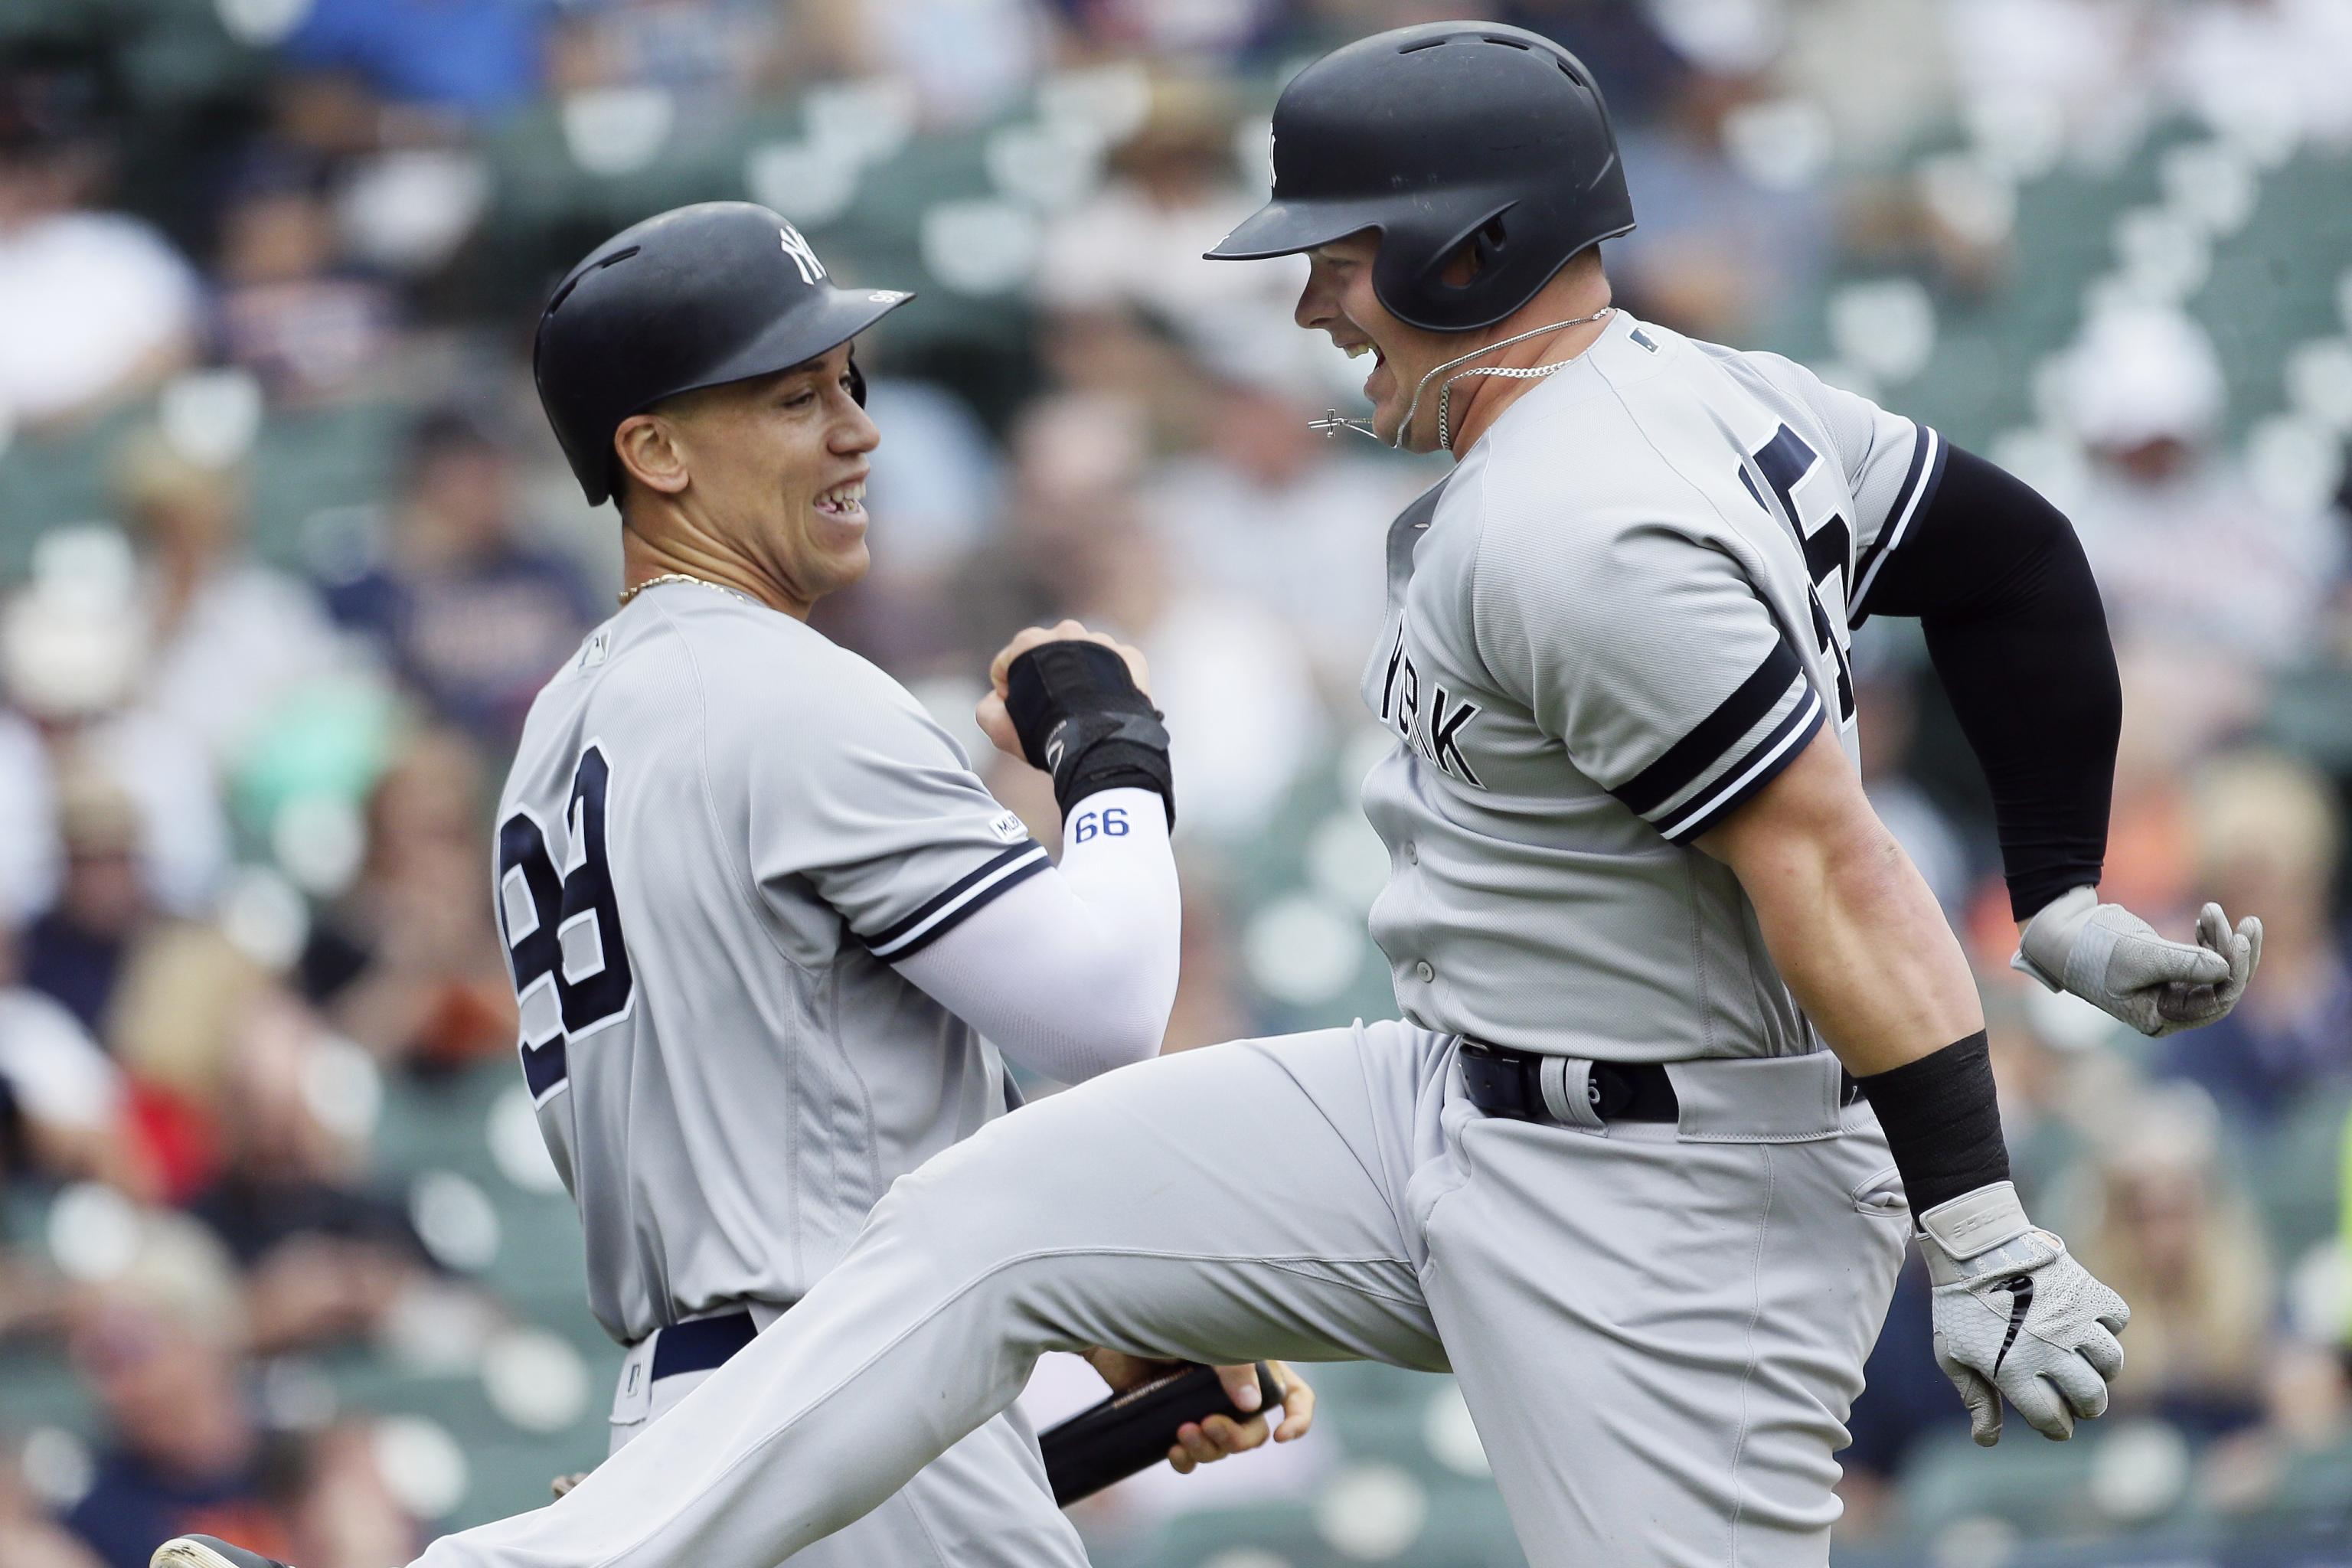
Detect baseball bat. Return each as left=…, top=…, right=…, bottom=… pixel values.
left=1040, top=1361, right=1285, bottom=1506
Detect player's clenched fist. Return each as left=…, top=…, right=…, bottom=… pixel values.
left=1080, top=1351, right=1318, bottom=1473
left=1917, top=1182, right=2129, bottom=1445
left=977, top=620, right=1175, bottom=825
left=976, top=620, right=1151, bottom=759
left=2012, top=887, right=2261, bottom=1037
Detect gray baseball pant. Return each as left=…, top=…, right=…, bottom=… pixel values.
left=417, top=1020, right=1909, bottom=1568
left=603, top=1307, right=1086, bottom=1568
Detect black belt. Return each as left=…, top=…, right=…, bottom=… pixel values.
left=648, top=1309, right=761, bottom=1382
left=1459, top=1041, right=1862, bottom=1127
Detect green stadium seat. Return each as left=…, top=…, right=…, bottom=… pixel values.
left=1898, top=1425, right=2109, bottom=1539
left=2249, top=1086, right=2349, bottom=1267
left=0, top=1347, right=96, bottom=1439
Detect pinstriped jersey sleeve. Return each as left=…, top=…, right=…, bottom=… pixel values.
left=1472, top=507, right=1824, bottom=845
left=1741, top=351, right=1946, bottom=624
left=740, top=665, right=1047, bottom=962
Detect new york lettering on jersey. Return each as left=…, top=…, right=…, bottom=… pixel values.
left=1348, top=310, right=1945, bottom=1064
left=1374, top=612, right=1484, bottom=787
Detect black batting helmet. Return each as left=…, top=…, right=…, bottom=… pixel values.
left=534, top=201, right=913, bottom=505
left=1204, top=22, right=1634, bottom=333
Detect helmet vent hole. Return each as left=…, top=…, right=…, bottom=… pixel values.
left=545, top=246, right=641, bottom=315
left=1482, top=36, right=1531, bottom=49
left=1398, top=38, right=1447, bottom=53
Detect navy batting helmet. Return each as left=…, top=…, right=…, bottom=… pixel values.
left=534, top=201, right=913, bottom=505
left=1204, top=22, right=1634, bottom=333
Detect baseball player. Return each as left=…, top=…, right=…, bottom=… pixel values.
left=158, top=200, right=1310, bottom=1568
left=165, top=25, right=2263, bottom=1568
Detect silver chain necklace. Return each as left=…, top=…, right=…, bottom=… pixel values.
left=1309, top=308, right=1616, bottom=452
left=617, top=572, right=763, bottom=609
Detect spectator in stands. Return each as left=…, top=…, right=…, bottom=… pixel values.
left=114, top=427, right=360, bottom=771
left=1035, top=75, right=1312, bottom=387
left=20, top=771, right=157, bottom=1042
left=1052, top=0, right=1281, bottom=62
left=299, top=727, right=516, bottom=1069
left=277, top=0, right=551, bottom=131
left=2158, top=0, right=2352, bottom=152
left=0, top=73, right=198, bottom=433
left=59, top=1214, right=295, bottom=1568
left=543, top=0, right=792, bottom=104
left=798, top=0, right=1050, bottom=126
left=1067, top=513, right=1326, bottom=843
left=1140, top=367, right=1419, bottom=691
left=18, top=765, right=266, bottom=1204
left=2063, top=305, right=2343, bottom=669
left=0, top=697, right=58, bottom=926
left=990, top=394, right=1328, bottom=842
left=0, top=1460, right=103, bottom=1568
left=2072, top=1086, right=2275, bottom=1436
left=1850, top=665, right=1969, bottom=914
left=320, top=407, right=600, bottom=748
left=191, top=991, right=431, bottom=1352
left=1936, top=0, right=2158, bottom=152
left=212, top=168, right=400, bottom=409
left=1610, top=44, right=1830, bottom=341
left=0, top=543, right=230, bottom=917
left=0, top=913, right=144, bottom=1194
left=2157, top=750, right=2352, bottom=1125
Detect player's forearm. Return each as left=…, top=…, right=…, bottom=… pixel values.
left=894, top=789, right=1180, bottom=1081
left=1703, top=735, right=1981, bottom=1076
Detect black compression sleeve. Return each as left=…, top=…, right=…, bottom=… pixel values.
left=1857, top=1031, right=2009, bottom=1217
left=1860, top=444, right=2119, bottom=920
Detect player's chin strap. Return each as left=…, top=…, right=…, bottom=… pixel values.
left=1308, top=309, right=1615, bottom=452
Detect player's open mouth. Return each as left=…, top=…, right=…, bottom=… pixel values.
left=814, top=479, right=867, bottom=521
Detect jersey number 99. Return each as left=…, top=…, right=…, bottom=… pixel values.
left=497, top=743, right=635, bottom=1100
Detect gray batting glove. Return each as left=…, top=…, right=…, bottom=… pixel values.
left=1918, top=1182, right=2129, bottom=1446
left=2011, top=885, right=2261, bottom=1037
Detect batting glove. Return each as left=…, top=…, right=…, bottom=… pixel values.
left=1918, top=1182, right=2129, bottom=1445
left=2011, top=885, right=2260, bottom=1037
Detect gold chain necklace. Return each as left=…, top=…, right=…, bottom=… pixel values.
left=617, top=572, right=761, bottom=609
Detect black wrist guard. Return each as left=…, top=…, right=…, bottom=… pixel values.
left=1856, top=1031, right=2011, bottom=1217
left=1004, top=641, right=1174, bottom=827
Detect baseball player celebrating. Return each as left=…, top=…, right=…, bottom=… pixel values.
left=158, top=201, right=1310, bottom=1568
left=165, top=26, right=2261, bottom=1568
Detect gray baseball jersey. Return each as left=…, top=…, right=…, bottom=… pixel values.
left=417, top=312, right=1937, bottom=1568
left=494, top=586, right=1047, bottom=1345
left=1361, top=309, right=1943, bottom=1061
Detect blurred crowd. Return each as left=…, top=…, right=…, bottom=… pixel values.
left=2, top=1, right=2350, bottom=1565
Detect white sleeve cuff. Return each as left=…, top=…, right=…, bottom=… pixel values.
left=889, top=789, right=1180, bottom=1084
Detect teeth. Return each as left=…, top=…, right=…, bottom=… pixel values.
left=819, top=481, right=866, bottom=509
left=1343, top=342, right=1370, bottom=360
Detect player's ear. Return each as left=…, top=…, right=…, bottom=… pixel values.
left=613, top=411, right=691, bottom=498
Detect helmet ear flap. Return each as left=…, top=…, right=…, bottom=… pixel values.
left=848, top=359, right=868, bottom=407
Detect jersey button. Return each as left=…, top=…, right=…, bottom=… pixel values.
left=1414, top=961, right=1435, bottom=983
left=1406, top=841, right=1419, bottom=865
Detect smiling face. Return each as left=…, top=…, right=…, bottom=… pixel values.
left=1295, top=231, right=1465, bottom=452
left=613, top=341, right=878, bottom=611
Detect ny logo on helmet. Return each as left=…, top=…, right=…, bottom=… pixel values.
left=779, top=223, right=828, bottom=286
